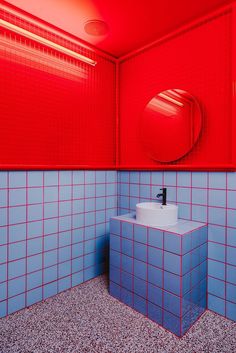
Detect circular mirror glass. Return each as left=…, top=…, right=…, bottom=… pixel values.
left=140, top=89, right=202, bottom=162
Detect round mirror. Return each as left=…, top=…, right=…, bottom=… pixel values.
left=140, top=89, right=202, bottom=162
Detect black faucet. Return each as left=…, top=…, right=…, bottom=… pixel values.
left=156, top=188, right=167, bottom=206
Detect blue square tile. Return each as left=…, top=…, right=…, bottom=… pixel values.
left=44, top=171, right=58, bottom=186
left=8, top=258, right=26, bottom=279
left=119, top=172, right=129, bottom=183
left=28, top=188, right=43, bottom=204
left=192, top=206, right=207, bottom=225
left=59, top=231, right=71, bottom=247
left=134, top=224, right=147, bottom=243
left=59, top=246, right=71, bottom=262
left=227, top=246, right=236, bottom=266
left=134, top=242, right=147, bottom=262
left=0, top=263, right=7, bottom=282
left=182, top=272, right=191, bottom=295
left=148, top=228, right=163, bottom=249
left=227, top=173, right=236, bottom=190
left=58, top=261, right=71, bottom=278
left=0, top=189, right=7, bottom=207
left=227, top=264, right=236, bottom=284
left=164, top=172, right=176, bottom=186
left=8, top=293, right=25, bottom=314
left=226, top=283, right=236, bottom=303
left=96, top=184, right=106, bottom=197
left=208, top=277, right=225, bottom=299
left=109, top=281, right=121, bottom=299
left=84, top=253, right=95, bottom=268
left=9, top=172, right=26, bottom=187
left=192, top=172, right=207, bottom=188
left=192, top=188, right=207, bottom=205
left=182, top=232, right=191, bottom=254
left=227, top=190, right=236, bottom=209
left=208, top=225, right=225, bottom=244
left=85, top=171, right=95, bottom=184
left=163, top=310, right=180, bottom=336
left=45, top=202, right=58, bottom=218
left=85, top=184, right=95, bottom=198
left=73, top=185, right=84, bottom=199
left=164, top=291, right=181, bottom=317
left=28, top=204, right=43, bottom=222
left=59, top=216, right=72, bottom=232
left=59, top=186, right=72, bottom=201
left=0, top=172, right=8, bottom=188
left=59, top=201, right=71, bottom=216
left=110, top=249, right=120, bottom=268
left=140, top=172, right=151, bottom=185
left=148, top=301, right=162, bottom=325
left=27, top=287, right=42, bottom=306
left=85, top=212, right=95, bottom=227
left=227, top=209, right=236, bottom=228
left=84, top=225, right=95, bottom=240
left=134, top=259, right=146, bottom=280
left=73, top=171, right=84, bottom=185
left=27, top=270, right=42, bottom=290
left=208, top=242, right=225, bottom=262
left=59, top=171, right=72, bottom=185
left=209, top=172, right=226, bottom=189
left=164, top=271, right=181, bottom=296
left=44, top=250, right=57, bottom=267
left=0, top=245, right=7, bottom=264
left=208, top=207, right=226, bottom=226
left=226, top=301, right=236, bottom=321
left=121, top=287, right=133, bottom=306
left=134, top=294, right=147, bottom=315
left=121, top=270, right=132, bottom=290
left=227, top=227, right=236, bottom=247
left=151, top=172, right=163, bottom=185
left=182, top=252, right=191, bottom=275
left=0, top=282, right=7, bottom=301
left=44, top=282, right=58, bottom=299
left=134, top=276, right=146, bottom=298
left=148, top=265, right=162, bottom=287
left=164, top=252, right=181, bottom=275
left=110, top=219, right=121, bottom=235
left=208, top=260, right=225, bottom=281
left=0, top=301, right=7, bottom=318
left=9, top=206, right=26, bottom=224
left=72, top=271, right=83, bottom=287
left=148, top=283, right=162, bottom=307
left=44, top=186, right=58, bottom=202
left=164, top=232, right=181, bottom=255
left=44, top=218, right=58, bottom=235
left=178, top=204, right=191, bottom=220
left=44, top=265, right=57, bottom=284
left=209, top=189, right=226, bottom=208
left=28, top=172, right=43, bottom=187
left=122, top=238, right=133, bottom=257
left=8, top=276, right=25, bottom=297
left=148, top=247, right=162, bottom=268
left=72, top=228, right=83, bottom=244
left=72, top=256, right=83, bottom=273
left=177, top=172, right=191, bottom=187
left=0, top=226, right=7, bottom=245
left=27, top=254, right=42, bottom=272
left=27, top=238, right=42, bottom=256
left=0, top=208, right=7, bottom=226
left=9, top=241, right=26, bottom=260
left=208, top=294, right=225, bottom=316
left=130, top=184, right=139, bottom=197
left=177, top=188, right=191, bottom=203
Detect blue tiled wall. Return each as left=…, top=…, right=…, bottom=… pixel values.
left=117, top=171, right=236, bottom=322
left=0, top=170, right=117, bottom=317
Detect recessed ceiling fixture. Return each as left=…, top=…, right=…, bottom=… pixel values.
left=84, top=20, right=109, bottom=36
left=0, top=19, right=97, bottom=66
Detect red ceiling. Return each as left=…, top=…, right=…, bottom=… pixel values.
left=3, top=0, right=234, bottom=57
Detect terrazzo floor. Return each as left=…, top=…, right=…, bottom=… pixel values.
left=0, top=275, right=236, bottom=353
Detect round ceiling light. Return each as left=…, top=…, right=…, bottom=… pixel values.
left=84, top=20, right=109, bottom=36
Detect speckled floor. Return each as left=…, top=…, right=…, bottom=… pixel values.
left=0, top=275, right=236, bottom=353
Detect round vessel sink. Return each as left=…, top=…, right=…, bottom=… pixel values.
left=136, top=202, right=178, bottom=227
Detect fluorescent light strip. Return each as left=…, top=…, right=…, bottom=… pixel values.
left=159, top=92, right=184, bottom=107
left=0, top=19, right=97, bottom=66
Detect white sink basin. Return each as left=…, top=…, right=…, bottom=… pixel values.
left=136, top=202, right=178, bottom=227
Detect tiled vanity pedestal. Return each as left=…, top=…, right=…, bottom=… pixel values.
left=109, top=213, right=207, bottom=337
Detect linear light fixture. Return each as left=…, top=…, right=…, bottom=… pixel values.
left=0, top=19, right=97, bottom=66
left=159, top=92, right=184, bottom=107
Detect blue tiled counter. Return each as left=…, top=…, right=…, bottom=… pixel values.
left=109, top=213, right=207, bottom=337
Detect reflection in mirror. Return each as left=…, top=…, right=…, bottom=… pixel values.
left=141, top=89, right=202, bottom=162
